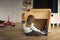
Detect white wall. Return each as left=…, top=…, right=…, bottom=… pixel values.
left=0, top=0, right=22, bottom=22
left=0, top=0, right=33, bottom=23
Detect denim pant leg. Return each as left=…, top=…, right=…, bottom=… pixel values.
left=32, top=31, right=42, bottom=36
left=25, top=30, right=42, bottom=36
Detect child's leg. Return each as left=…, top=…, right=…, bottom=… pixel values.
left=25, top=32, right=33, bottom=36
left=32, top=31, right=42, bottom=36
left=25, top=31, right=41, bottom=36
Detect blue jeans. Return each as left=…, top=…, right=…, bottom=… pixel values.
left=25, top=30, right=42, bottom=36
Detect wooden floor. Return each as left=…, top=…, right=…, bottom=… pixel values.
left=0, top=22, right=60, bottom=40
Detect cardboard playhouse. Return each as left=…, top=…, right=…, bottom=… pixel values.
left=22, top=9, right=51, bottom=34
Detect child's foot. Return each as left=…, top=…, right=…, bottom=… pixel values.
left=43, top=31, right=48, bottom=36
left=41, top=30, right=48, bottom=36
